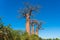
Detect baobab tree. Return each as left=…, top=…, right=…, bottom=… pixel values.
left=36, top=21, right=42, bottom=35
left=18, top=3, right=40, bottom=35
left=30, top=20, right=39, bottom=34
left=30, top=20, right=43, bottom=35
left=30, top=20, right=35, bottom=34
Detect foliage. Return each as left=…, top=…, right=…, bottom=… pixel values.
left=0, top=19, right=60, bottom=40
left=0, top=23, right=42, bottom=40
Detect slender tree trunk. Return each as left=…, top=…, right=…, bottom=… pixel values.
left=32, top=24, right=34, bottom=34
left=36, top=28, right=38, bottom=35
left=26, top=14, right=30, bottom=35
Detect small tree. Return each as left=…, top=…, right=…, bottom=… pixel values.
left=55, top=38, right=59, bottom=40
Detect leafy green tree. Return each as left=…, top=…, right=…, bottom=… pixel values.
left=55, top=38, right=59, bottom=40
left=30, top=34, right=40, bottom=40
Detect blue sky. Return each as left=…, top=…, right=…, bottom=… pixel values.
left=0, top=0, right=60, bottom=38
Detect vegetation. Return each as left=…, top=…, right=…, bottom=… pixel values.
left=0, top=23, right=41, bottom=40
left=0, top=24, right=60, bottom=40
left=0, top=19, right=60, bottom=40
left=42, top=38, right=60, bottom=40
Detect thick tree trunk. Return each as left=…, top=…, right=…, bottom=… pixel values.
left=36, top=28, right=38, bottom=35
left=26, top=14, right=30, bottom=35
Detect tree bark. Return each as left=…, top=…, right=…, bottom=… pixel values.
left=26, top=14, right=30, bottom=35
left=32, top=25, right=34, bottom=34
left=36, top=28, right=38, bottom=35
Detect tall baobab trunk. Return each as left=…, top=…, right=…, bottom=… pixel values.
left=26, top=14, right=30, bottom=34
left=31, top=24, right=34, bottom=34
left=36, top=28, right=38, bottom=35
